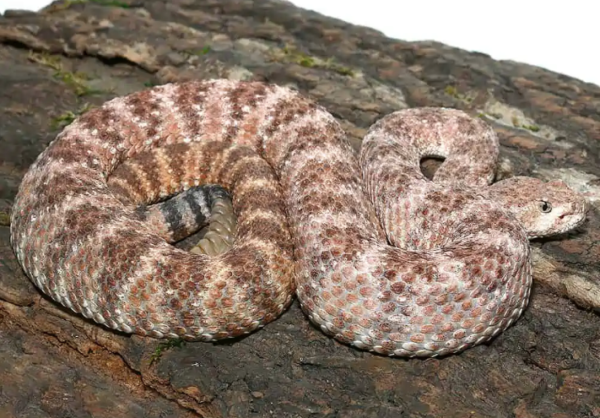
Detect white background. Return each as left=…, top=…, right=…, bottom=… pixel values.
left=1, top=0, right=598, bottom=86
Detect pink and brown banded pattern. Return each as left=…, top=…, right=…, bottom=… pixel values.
left=10, top=80, right=587, bottom=357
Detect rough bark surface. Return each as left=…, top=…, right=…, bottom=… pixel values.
left=1, top=1, right=599, bottom=417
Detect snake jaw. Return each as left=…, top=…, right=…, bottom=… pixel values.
left=536, top=192, right=588, bottom=239
left=547, top=198, right=588, bottom=237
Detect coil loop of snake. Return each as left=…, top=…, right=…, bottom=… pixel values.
left=10, top=80, right=587, bottom=357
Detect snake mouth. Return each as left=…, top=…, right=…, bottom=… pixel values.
left=556, top=198, right=588, bottom=228
left=554, top=214, right=587, bottom=236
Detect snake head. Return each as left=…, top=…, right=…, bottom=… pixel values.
left=489, top=177, right=588, bottom=239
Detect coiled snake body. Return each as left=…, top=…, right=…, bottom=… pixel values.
left=10, top=80, right=587, bottom=357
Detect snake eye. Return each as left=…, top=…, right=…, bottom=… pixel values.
left=539, top=200, right=552, bottom=213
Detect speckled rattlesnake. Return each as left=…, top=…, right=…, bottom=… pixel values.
left=10, top=80, right=587, bottom=357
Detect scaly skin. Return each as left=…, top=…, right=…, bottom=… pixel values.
left=10, top=80, right=587, bottom=357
